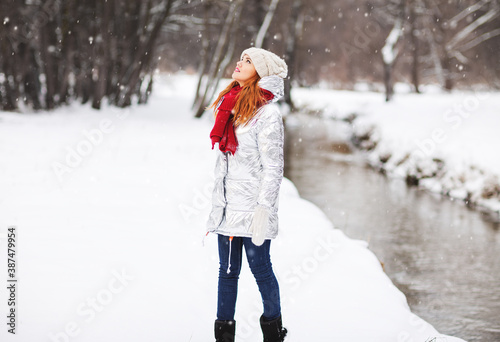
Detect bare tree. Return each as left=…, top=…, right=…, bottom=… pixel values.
left=408, top=0, right=421, bottom=93
left=0, top=0, right=177, bottom=112
left=429, top=0, right=500, bottom=90
left=192, top=0, right=244, bottom=118
left=381, top=14, right=404, bottom=101
left=255, top=0, right=280, bottom=48
left=284, top=0, right=304, bottom=110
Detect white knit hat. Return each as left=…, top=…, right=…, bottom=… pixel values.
left=240, top=47, right=288, bottom=79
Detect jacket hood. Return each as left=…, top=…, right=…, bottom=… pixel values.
left=258, top=75, right=284, bottom=103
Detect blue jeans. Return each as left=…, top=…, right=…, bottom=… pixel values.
left=217, top=234, right=281, bottom=321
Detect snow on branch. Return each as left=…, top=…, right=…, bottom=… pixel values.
left=382, top=19, right=403, bottom=64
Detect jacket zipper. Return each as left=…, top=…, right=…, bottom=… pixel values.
left=223, top=152, right=229, bottom=202
left=217, top=152, right=229, bottom=228
left=223, top=152, right=233, bottom=274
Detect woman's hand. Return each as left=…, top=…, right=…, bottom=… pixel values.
left=250, top=205, right=269, bottom=246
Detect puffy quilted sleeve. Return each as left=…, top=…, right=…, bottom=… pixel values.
left=256, top=107, right=284, bottom=210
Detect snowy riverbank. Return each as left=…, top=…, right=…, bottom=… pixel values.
left=293, top=85, right=500, bottom=219
left=0, top=74, right=465, bottom=341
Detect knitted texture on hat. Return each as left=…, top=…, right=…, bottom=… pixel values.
left=241, top=47, right=288, bottom=79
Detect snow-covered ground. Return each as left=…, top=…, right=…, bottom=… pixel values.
left=293, top=85, right=500, bottom=217
left=0, top=74, right=465, bottom=341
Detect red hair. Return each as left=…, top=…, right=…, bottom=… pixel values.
left=209, top=74, right=271, bottom=127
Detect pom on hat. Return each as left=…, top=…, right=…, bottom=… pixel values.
left=240, top=47, right=288, bottom=79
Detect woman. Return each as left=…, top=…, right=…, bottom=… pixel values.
left=206, top=47, right=288, bottom=342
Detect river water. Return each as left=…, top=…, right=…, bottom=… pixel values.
left=283, top=113, right=500, bottom=342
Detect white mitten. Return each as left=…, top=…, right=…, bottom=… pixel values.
left=250, top=205, right=269, bottom=246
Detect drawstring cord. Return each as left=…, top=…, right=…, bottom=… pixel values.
left=202, top=231, right=210, bottom=246
left=227, top=236, right=234, bottom=274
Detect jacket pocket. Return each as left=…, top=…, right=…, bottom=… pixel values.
left=224, top=178, right=260, bottom=210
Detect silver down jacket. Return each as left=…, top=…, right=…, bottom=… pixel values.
left=206, top=75, right=285, bottom=239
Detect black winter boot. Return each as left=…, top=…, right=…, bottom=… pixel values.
left=260, top=315, right=287, bottom=342
left=215, top=320, right=236, bottom=342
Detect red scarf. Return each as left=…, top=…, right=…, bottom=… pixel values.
left=210, top=86, right=274, bottom=155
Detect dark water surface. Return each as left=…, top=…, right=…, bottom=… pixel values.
left=283, top=113, right=500, bottom=342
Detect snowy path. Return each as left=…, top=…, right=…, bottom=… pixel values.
left=0, top=75, right=465, bottom=341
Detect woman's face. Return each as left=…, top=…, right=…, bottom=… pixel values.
left=232, top=54, right=257, bottom=86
